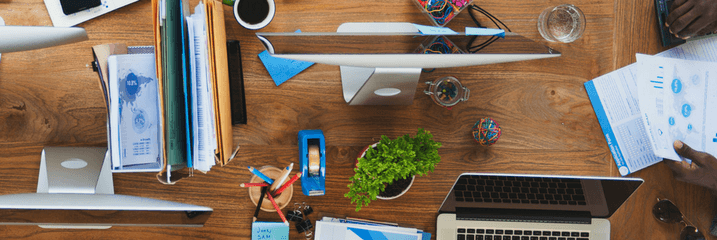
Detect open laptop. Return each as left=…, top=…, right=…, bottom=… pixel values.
left=437, top=173, right=643, bottom=240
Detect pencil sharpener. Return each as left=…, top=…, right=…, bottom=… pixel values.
left=298, top=130, right=325, bottom=196
left=424, top=76, right=469, bottom=109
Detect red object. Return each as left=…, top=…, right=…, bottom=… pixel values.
left=273, top=173, right=301, bottom=196
left=266, top=192, right=289, bottom=225
left=240, top=182, right=269, bottom=187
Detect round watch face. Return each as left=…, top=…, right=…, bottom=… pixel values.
left=428, top=76, right=466, bottom=107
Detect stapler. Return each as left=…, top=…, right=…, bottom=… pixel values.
left=298, top=130, right=326, bottom=196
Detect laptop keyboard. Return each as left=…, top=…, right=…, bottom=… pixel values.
left=456, top=228, right=590, bottom=240
left=453, top=176, right=587, bottom=205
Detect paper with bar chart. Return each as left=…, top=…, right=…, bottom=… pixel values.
left=635, top=54, right=717, bottom=161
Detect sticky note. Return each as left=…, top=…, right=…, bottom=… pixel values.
left=258, top=30, right=315, bottom=86
left=412, top=24, right=458, bottom=35
left=465, top=27, right=506, bottom=38
left=252, top=222, right=289, bottom=240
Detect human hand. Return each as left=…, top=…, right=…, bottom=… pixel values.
left=663, top=140, right=717, bottom=195
left=665, top=0, right=717, bottom=39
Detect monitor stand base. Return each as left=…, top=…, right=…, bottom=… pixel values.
left=337, top=22, right=422, bottom=105
left=37, top=147, right=114, bottom=229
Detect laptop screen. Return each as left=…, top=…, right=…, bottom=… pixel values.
left=438, top=173, right=642, bottom=218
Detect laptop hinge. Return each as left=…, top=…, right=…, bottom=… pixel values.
left=456, top=207, right=592, bottom=224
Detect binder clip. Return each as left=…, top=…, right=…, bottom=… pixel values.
left=298, top=130, right=326, bottom=196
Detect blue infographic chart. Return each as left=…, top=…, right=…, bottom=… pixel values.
left=636, top=54, right=717, bottom=161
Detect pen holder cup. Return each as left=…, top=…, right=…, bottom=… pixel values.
left=248, top=166, right=293, bottom=212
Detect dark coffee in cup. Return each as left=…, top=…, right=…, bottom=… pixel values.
left=233, top=0, right=275, bottom=30
left=236, top=0, right=269, bottom=25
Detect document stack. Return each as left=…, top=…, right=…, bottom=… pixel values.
left=315, top=217, right=431, bottom=240
left=92, top=0, right=235, bottom=184
left=152, top=0, right=236, bottom=184
left=585, top=36, right=717, bottom=176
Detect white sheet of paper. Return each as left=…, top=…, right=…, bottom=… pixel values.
left=636, top=54, right=717, bottom=160
left=44, top=0, right=140, bottom=27
left=585, top=36, right=717, bottom=175
left=108, top=54, right=162, bottom=166
left=187, top=2, right=216, bottom=172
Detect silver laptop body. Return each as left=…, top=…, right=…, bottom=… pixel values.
left=436, top=173, right=643, bottom=240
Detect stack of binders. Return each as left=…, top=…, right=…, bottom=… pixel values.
left=91, top=0, right=235, bottom=184
left=152, top=0, right=235, bottom=184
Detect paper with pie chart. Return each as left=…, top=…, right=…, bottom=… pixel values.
left=636, top=54, right=717, bottom=161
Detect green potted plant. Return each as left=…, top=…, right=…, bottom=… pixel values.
left=344, top=128, right=441, bottom=211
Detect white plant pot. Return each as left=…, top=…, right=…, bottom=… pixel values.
left=376, top=175, right=415, bottom=200
left=357, top=142, right=416, bottom=200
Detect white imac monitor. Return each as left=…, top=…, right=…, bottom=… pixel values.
left=0, top=16, right=88, bottom=62
left=256, top=22, right=560, bottom=105
left=0, top=147, right=212, bottom=228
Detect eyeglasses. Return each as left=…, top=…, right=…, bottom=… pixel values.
left=652, top=198, right=705, bottom=240
left=466, top=4, right=511, bottom=53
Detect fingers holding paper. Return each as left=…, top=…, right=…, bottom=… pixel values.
left=663, top=140, right=717, bottom=195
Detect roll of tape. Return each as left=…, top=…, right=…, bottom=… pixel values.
left=308, top=145, right=320, bottom=176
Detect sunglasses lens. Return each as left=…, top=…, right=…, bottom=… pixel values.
left=653, top=200, right=683, bottom=223
left=680, top=226, right=705, bottom=240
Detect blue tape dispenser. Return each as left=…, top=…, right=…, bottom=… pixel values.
left=298, top=130, right=326, bottom=196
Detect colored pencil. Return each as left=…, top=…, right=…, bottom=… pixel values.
left=270, top=163, right=293, bottom=191
left=273, top=172, right=301, bottom=196
left=266, top=192, right=289, bottom=226
left=241, top=182, right=269, bottom=187
left=247, top=166, right=274, bottom=184
left=253, top=187, right=267, bottom=222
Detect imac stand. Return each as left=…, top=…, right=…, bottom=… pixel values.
left=337, top=23, right=422, bottom=105
left=37, top=147, right=113, bottom=229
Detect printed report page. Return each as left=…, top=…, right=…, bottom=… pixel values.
left=636, top=54, right=717, bottom=161
left=585, top=65, right=659, bottom=176
left=585, top=36, right=717, bottom=175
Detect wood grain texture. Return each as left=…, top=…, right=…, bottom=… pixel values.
left=0, top=0, right=715, bottom=239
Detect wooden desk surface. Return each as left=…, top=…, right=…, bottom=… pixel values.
left=0, top=0, right=715, bottom=239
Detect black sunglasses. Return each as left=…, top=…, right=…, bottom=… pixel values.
left=653, top=198, right=705, bottom=240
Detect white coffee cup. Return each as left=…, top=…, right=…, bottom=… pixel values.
left=233, top=0, right=275, bottom=30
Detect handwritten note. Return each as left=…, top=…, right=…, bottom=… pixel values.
left=412, top=24, right=458, bottom=35
left=252, top=222, right=289, bottom=240
left=258, top=30, right=315, bottom=86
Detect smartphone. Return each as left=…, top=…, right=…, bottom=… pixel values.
left=60, top=0, right=102, bottom=15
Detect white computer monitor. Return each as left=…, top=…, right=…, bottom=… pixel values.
left=256, top=22, right=560, bottom=105
left=0, top=147, right=212, bottom=229
left=0, top=15, right=88, bottom=59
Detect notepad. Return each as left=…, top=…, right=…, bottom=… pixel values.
left=258, top=30, right=314, bottom=86
left=252, top=222, right=289, bottom=240
left=412, top=24, right=457, bottom=35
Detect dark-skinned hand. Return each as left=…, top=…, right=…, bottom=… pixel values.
left=663, top=140, right=717, bottom=196
left=666, top=0, right=717, bottom=39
